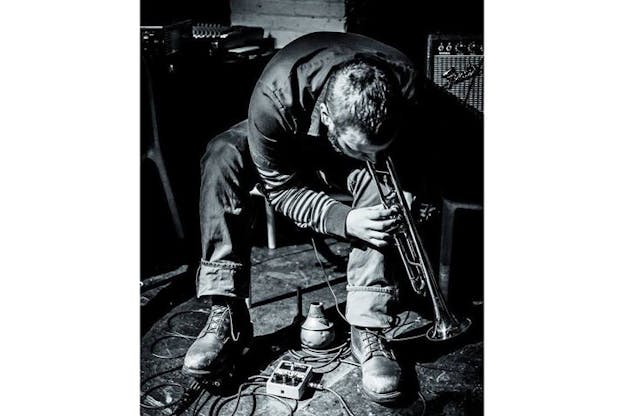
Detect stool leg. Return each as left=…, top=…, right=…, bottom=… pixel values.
left=144, top=58, right=184, bottom=240
left=265, top=198, right=277, bottom=249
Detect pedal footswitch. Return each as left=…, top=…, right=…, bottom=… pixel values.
left=266, top=360, right=313, bottom=400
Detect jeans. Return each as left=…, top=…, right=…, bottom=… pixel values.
left=197, top=120, right=400, bottom=329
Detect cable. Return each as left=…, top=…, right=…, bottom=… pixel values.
left=141, top=238, right=351, bottom=413
left=288, top=341, right=359, bottom=374
left=418, top=391, right=427, bottom=416
left=191, top=388, right=212, bottom=416
left=144, top=239, right=424, bottom=415
left=225, top=376, right=270, bottom=415
left=251, top=248, right=311, bottom=267
left=226, top=381, right=265, bottom=416
left=141, top=308, right=214, bottom=415
left=208, top=382, right=296, bottom=416
left=248, top=375, right=269, bottom=380
left=251, top=244, right=331, bottom=266
left=308, top=382, right=355, bottom=416
left=140, top=365, right=188, bottom=411
left=324, top=386, right=356, bottom=416
left=170, top=379, right=207, bottom=416
left=165, top=309, right=211, bottom=338
left=141, top=364, right=183, bottom=386
left=140, top=381, right=185, bottom=410
left=143, top=306, right=293, bottom=415
left=385, top=332, right=428, bottom=342
left=311, top=237, right=350, bottom=324
left=149, top=334, right=194, bottom=359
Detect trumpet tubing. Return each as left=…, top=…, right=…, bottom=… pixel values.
left=366, top=157, right=471, bottom=341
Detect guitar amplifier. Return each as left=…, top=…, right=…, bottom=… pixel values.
left=141, top=22, right=265, bottom=57
left=426, top=34, right=484, bottom=113
left=141, top=20, right=192, bottom=57
left=191, top=23, right=264, bottom=50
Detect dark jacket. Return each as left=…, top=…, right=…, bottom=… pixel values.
left=248, top=31, right=419, bottom=238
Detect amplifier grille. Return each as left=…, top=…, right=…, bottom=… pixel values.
left=433, top=55, right=483, bottom=112
left=427, top=34, right=484, bottom=113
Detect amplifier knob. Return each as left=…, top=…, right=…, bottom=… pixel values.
left=438, top=43, right=445, bottom=52
left=445, top=42, right=453, bottom=52
left=455, top=42, right=465, bottom=54
left=467, top=42, right=477, bottom=54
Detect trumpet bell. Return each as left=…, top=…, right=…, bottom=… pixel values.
left=426, top=317, right=472, bottom=342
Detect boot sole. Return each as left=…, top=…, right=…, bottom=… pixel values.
left=361, top=388, right=404, bottom=404
left=181, top=366, right=214, bottom=376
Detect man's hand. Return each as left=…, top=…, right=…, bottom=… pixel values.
left=346, top=204, right=399, bottom=248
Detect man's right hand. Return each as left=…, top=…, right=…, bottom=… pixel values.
left=345, top=204, right=399, bottom=248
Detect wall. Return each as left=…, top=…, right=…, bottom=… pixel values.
left=230, top=0, right=346, bottom=48
left=141, top=0, right=231, bottom=25
left=345, top=0, right=484, bottom=72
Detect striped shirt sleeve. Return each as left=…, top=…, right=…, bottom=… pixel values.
left=255, top=166, right=346, bottom=235
left=247, top=88, right=350, bottom=237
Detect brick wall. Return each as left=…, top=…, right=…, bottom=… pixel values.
left=230, top=0, right=346, bottom=48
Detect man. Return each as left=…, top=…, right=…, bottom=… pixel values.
left=183, top=31, right=420, bottom=404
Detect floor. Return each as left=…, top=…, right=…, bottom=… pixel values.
left=141, top=240, right=483, bottom=416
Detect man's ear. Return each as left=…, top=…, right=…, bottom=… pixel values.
left=319, top=103, right=332, bottom=128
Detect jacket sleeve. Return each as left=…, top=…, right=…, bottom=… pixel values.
left=247, top=83, right=350, bottom=238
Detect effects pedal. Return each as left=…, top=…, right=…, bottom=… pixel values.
left=266, top=360, right=313, bottom=400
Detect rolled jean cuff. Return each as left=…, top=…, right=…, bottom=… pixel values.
left=345, top=285, right=399, bottom=329
left=196, top=259, right=249, bottom=298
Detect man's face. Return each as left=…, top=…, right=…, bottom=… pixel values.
left=321, top=102, right=395, bottom=164
left=327, top=125, right=394, bottom=164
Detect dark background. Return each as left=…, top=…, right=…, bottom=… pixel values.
left=141, top=0, right=484, bottom=286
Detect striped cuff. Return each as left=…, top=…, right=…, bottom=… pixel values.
left=323, top=202, right=351, bottom=239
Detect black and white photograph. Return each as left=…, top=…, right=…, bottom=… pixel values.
left=140, top=1, right=484, bottom=414
left=3, top=0, right=623, bottom=415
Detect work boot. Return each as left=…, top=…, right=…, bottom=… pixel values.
left=183, top=297, right=253, bottom=376
left=351, top=326, right=404, bottom=404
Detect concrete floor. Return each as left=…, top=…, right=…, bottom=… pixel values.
left=141, top=240, right=483, bottom=415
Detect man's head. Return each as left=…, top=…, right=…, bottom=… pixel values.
left=320, top=59, right=401, bottom=163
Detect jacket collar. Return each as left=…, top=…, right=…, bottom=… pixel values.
left=306, top=81, right=330, bottom=137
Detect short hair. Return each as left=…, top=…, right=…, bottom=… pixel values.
left=325, top=58, right=401, bottom=144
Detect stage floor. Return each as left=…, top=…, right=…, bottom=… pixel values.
left=141, top=240, right=483, bottom=415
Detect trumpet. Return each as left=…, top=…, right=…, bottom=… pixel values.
left=366, top=157, right=471, bottom=341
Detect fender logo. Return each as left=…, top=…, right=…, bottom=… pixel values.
left=442, top=61, right=483, bottom=89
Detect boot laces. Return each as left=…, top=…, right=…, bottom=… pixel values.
left=203, top=305, right=240, bottom=341
left=362, top=330, right=395, bottom=360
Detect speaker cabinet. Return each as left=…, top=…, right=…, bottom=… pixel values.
left=426, top=34, right=483, bottom=113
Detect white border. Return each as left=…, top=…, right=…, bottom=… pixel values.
left=1, top=0, right=623, bottom=414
